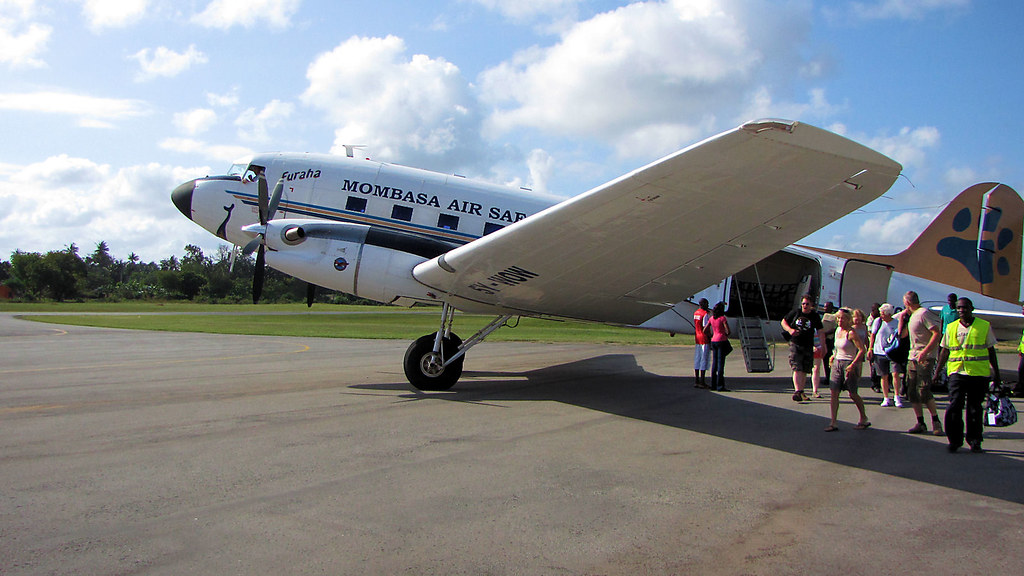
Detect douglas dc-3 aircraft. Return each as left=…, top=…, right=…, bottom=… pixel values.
left=171, top=118, right=1021, bottom=390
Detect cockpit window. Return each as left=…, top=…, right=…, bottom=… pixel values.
left=227, top=162, right=248, bottom=177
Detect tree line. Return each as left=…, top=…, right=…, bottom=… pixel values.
left=0, top=241, right=371, bottom=304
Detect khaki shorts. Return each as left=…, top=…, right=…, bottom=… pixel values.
left=906, top=357, right=935, bottom=404
left=830, top=359, right=861, bottom=392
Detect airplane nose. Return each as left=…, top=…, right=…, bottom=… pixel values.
left=171, top=179, right=195, bottom=220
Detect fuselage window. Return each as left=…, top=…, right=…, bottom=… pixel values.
left=483, top=222, right=504, bottom=235
left=392, top=205, right=413, bottom=222
left=437, top=214, right=459, bottom=230
left=346, top=196, right=367, bottom=213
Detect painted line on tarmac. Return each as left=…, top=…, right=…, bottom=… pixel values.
left=0, top=340, right=310, bottom=376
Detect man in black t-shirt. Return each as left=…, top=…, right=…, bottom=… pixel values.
left=782, top=294, right=825, bottom=402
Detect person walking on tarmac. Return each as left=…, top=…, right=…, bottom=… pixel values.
left=935, top=297, right=1001, bottom=453
left=900, top=291, right=944, bottom=436
left=782, top=294, right=824, bottom=402
left=1016, top=303, right=1024, bottom=398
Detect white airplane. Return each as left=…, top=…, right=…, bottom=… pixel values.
left=173, top=118, right=908, bottom=390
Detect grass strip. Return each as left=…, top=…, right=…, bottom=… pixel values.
left=10, top=303, right=693, bottom=345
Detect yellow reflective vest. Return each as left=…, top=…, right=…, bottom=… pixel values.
left=945, top=318, right=992, bottom=376
left=1018, top=329, right=1024, bottom=354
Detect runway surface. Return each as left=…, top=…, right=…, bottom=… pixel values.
left=2, top=313, right=1023, bottom=574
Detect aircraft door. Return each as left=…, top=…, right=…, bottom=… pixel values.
left=794, top=274, right=814, bottom=309
left=840, top=260, right=893, bottom=313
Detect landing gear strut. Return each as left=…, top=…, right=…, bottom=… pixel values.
left=403, top=303, right=513, bottom=391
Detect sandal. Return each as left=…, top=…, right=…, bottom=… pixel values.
left=824, top=425, right=839, bottom=432
left=854, top=422, right=872, bottom=430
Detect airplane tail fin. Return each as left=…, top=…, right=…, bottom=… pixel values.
left=889, top=183, right=1023, bottom=303
left=808, top=183, right=1023, bottom=303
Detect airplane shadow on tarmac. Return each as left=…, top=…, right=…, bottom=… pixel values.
left=372, top=353, right=1024, bottom=505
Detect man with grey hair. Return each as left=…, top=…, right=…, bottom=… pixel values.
left=868, top=302, right=903, bottom=407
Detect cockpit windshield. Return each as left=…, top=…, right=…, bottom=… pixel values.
left=227, top=162, right=249, bottom=177
left=226, top=154, right=256, bottom=178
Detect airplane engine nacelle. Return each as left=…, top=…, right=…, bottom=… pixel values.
left=263, top=220, right=452, bottom=305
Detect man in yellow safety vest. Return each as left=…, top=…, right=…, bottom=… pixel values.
left=935, top=297, right=1001, bottom=453
left=1016, top=303, right=1024, bottom=398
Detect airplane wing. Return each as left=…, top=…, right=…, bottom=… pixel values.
left=413, top=119, right=902, bottom=325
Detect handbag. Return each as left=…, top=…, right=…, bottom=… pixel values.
left=721, top=339, right=733, bottom=356
left=985, top=384, right=1018, bottom=427
left=883, top=330, right=909, bottom=363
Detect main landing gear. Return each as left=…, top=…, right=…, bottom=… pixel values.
left=403, top=303, right=513, bottom=391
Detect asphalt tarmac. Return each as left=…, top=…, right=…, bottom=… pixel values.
left=2, top=313, right=1023, bottom=575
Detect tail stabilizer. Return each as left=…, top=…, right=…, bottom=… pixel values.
left=809, top=183, right=1023, bottom=303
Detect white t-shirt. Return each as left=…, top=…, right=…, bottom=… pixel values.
left=871, top=317, right=899, bottom=355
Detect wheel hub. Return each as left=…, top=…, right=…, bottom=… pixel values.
left=419, top=352, right=445, bottom=377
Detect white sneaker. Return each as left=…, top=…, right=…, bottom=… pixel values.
left=894, top=397, right=905, bottom=408
left=880, top=398, right=892, bottom=407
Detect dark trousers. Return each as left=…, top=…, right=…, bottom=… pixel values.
left=710, top=341, right=728, bottom=390
left=1017, top=354, right=1023, bottom=394
left=945, top=373, right=988, bottom=447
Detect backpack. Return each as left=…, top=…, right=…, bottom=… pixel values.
left=985, top=385, right=1018, bottom=427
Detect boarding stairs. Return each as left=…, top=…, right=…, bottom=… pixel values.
left=737, top=317, right=774, bottom=373
left=733, top=262, right=775, bottom=373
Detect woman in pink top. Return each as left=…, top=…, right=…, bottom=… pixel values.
left=705, top=301, right=732, bottom=392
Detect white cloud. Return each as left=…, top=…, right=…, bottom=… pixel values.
left=469, top=0, right=581, bottom=21
left=10, top=153, right=109, bottom=186
left=478, top=0, right=809, bottom=158
left=739, top=87, right=845, bottom=126
left=131, top=44, right=208, bottom=81
left=469, top=0, right=582, bottom=32
left=848, top=0, right=970, bottom=20
left=943, top=166, right=978, bottom=191
left=301, top=35, right=482, bottom=170
left=192, top=0, right=300, bottom=30
left=159, top=137, right=254, bottom=163
left=174, top=108, right=218, bottom=136
left=0, top=0, right=40, bottom=20
left=866, top=125, right=940, bottom=172
left=235, top=100, right=294, bottom=143
left=525, top=148, right=555, bottom=195
left=0, top=156, right=220, bottom=261
left=854, top=210, right=937, bottom=253
left=81, top=0, right=148, bottom=31
left=0, top=91, right=149, bottom=127
left=207, top=89, right=240, bottom=108
left=0, top=5, right=51, bottom=68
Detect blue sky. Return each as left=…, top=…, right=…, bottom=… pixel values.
left=1, top=0, right=1021, bottom=263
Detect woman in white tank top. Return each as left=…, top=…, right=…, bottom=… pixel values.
left=825, top=308, right=870, bottom=432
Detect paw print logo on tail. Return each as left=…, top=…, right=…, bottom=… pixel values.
left=936, top=204, right=1015, bottom=285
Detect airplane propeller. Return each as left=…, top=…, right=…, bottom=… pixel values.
left=241, top=169, right=284, bottom=304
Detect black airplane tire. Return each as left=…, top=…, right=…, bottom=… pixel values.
left=404, top=333, right=464, bottom=391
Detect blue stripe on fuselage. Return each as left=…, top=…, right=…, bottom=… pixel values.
left=229, top=192, right=479, bottom=246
